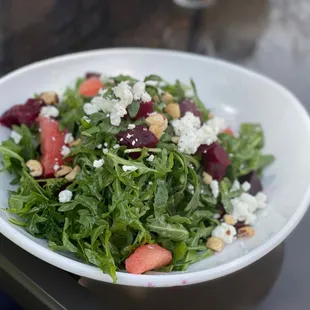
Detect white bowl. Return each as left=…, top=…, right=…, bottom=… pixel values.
left=0, top=48, right=309, bottom=287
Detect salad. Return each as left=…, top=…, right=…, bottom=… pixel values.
left=0, top=73, right=274, bottom=281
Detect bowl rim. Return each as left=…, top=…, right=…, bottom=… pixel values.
left=0, top=47, right=310, bottom=287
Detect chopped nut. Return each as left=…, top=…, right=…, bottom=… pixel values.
left=206, top=237, right=224, bottom=252
left=153, top=95, right=159, bottom=103
left=237, top=226, right=255, bottom=238
left=165, top=103, right=181, bottom=119
left=162, top=92, right=173, bottom=103
left=208, top=112, right=215, bottom=119
left=149, top=125, right=164, bottom=139
left=65, top=165, right=81, bottom=181
left=55, top=165, right=72, bottom=178
left=39, top=91, right=59, bottom=105
left=69, top=138, right=81, bottom=147
left=26, top=160, right=43, bottom=177
left=202, top=171, right=213, bottom=185
left=171, top=136, right=179, bottom=144
left=145, top=113, right=168, bottom=131
left=224, top=214, right=237, bottom=226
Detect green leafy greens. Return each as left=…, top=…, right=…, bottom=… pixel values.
left=0, top=73, right=274, bottom=282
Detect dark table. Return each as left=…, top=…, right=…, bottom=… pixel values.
left=0, top=0, right=309, bottom=309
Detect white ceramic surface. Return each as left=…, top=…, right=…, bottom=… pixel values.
left=0, top=48, right=309, bottom=287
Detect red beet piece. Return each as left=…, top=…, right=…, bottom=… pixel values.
left=196, top=143, right=214, bottom=155
left=116, top=125, right=159, bottom=149
left=239, top=171, right=263, bottom=195
left=0, top=98, right=44, bottom=128
left=201, top=142, right=231, bottom=181
left=131, top=101, right=154, bottom=120
left=85, top=72, right=101, bottom=79
left=179, top=99, right=203, bottom=123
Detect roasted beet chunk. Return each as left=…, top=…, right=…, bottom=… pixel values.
left=239, top=171, right=263, bottom=195
left=179, top=99, right=203, bottom=123
left=201, top=142, right=231, bottom=181
left=116, top=125, right=159, bottom=149
left=85, top=72, right=101, bottom=79
left=131, top=101, right=154, bottom=120
left=0, top=98, right=44, bottom=128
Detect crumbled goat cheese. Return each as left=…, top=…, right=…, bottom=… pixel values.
left=231, top=192, right=267, bottom=225
left=82, top=116, right=91, bottom=123
left=83, top=102, right=99, bottom=115
left=146, top=154, right=155, bottom=162
left=231, top=180, right=240, bottom=192
left=58, top=190, right=73, bottom=203
left=93, top=159, right=104, bottom=168
left=40, top=106, right=59, bottom=118
left=64, top=133, right=74, bottom=144
left=109, top=82, right=134, bottom=126
left=207, top=117, right=226, bottom=135
left=122, top=165, right=138, bottom=172
left=132, top=81, right=151, bottom=102
left=53, top=164, right=60, bottom=171
left=102, top=148, right=109, bottom=154
left=212, top=223, right=236, bottom=244
left=113, top=144, right=120, bottom=149
left=241, top=181, right=251, bottom=192
left=171, top=112, right=218, bottom=154
left=60, top=145, right=71, bottom=157
left=96, top=144, right=102, bottom=149
left=210, top=180, right=219, bottom=198
left=10, top=131, right=22, bottom=144
left=128, top=124, right=136, bottom=130
left=188, top=184, right=194, bottom=190
left=104, top=142, right=108, bottom=147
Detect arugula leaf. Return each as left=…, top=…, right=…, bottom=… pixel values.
left=127, top=100, right=140, bottom=118
left=146, top=218, right=189, bottom=242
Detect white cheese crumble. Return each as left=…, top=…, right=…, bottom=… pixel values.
left=10, top=131, right=22, bottom=144
left=60, top=145, right=71, bottom=157
left=83, top=81, right=152, bottom=126
left=40, top=106, right=59, bottom=118
left=82, top=116, right=91, bottom=123
left=207, top=117, right=226, bottom=135
left=171, top=112, right=218, bottom=155
left=231, top=180, right=240, bottom=192
left=102, top=148, right=109, bottom=154
left=212, top=223, right=236, bottom=244
left=93, top=159, right=104, bottom=168
left=58, top=190, right=73, bottom=203
left=241, top=181, right=251, bottom=192
left=128, top=124, right=136, bottom=130
left=96, top=144, right=102, bottom=149
left=210, top=180, right=219, bottom=198
left=122, top=165, right=138, bottom=172
left=64, top=133, right=74, bottom=144
left=146, top=154, right=154, bottom=162
left=231, top=192, right=267, bottom=225
left=104, top=142, right=108, bottom=147
left=113, top=144, right=120, bottom=149
left=53, top=164, right=60, bottom=171
left=83, top=102, right=99, bottom=115
left=132, top=81, right=151, bottom=102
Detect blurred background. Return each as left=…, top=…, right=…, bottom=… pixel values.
left=0, top=0, right=310, bottom=309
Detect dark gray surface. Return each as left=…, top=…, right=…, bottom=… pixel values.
left=0, top=0, right=309, bottom=309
